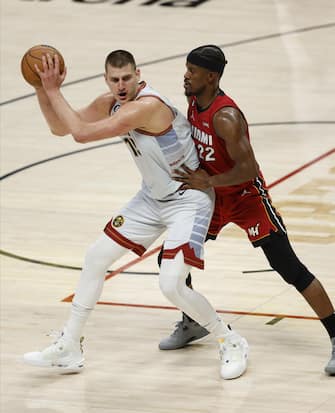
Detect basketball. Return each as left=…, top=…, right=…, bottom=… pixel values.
left=21, top=45, right=65, bottom=88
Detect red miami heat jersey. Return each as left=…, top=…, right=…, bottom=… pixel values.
left=188, top=91, right=286, bottom=243
left=188, top=91, right=260, bottom=195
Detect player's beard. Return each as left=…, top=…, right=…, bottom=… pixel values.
left=184, top=83, right=206, bottom=97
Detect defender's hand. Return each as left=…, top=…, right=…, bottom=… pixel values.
left=173, top=165, right=212, bottom=190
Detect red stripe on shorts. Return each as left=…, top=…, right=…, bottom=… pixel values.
left=162, top=243, right=204, bottom=270
left=104, top=223, right=146, bottom=256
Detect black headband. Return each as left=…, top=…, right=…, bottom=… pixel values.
left=187, top=45, right=227, bottom=74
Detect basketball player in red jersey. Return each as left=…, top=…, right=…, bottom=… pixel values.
left=159, top=45, right=335, bottom=376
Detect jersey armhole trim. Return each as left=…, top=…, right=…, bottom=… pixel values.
left=135, top=95, right=175, bottom=136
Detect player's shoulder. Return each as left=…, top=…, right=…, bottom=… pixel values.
left=212, top=105, right=244, bottom=139
left=137, top=94, right=161, bottom=105
left=135, top=94, right=167, bottom=114
left=94, top=92, right=116, bottom=107
left=214, top=105, right=241, bottom=124
left=136, top=83, right=164, bottom=104
left=86, top=92, right=116, bottom=117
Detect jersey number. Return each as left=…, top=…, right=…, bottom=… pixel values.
left=197, top=144, right=215, bottom=161
left=125, top=137, right=141, bottom=157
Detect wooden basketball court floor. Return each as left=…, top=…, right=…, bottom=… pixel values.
left=1, top=1, right=334, bottom=412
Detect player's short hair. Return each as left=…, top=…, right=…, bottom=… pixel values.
left=105, top=50, right=137, bottom=71
left=187, top=45, right=227, bottom=77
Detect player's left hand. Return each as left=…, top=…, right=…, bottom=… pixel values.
left=35, top=54, right=67, bottom=91
left=173, top=165, right=212, bottom=190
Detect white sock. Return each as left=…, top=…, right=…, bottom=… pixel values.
left=204, top=316, right=233, bottom=339
left=63, top=302, right=92, bottom=342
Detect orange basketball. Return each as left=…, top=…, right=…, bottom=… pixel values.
left=21, top=45, right=65, bottom=87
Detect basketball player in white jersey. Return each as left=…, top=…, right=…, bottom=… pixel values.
left=23, top=50, right=249, bottom=379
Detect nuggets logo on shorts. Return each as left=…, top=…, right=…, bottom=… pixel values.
left=112, top=215, right=124, bottom=228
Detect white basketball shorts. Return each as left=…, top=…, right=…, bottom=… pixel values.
left=104, top=188, right=214, bottom=269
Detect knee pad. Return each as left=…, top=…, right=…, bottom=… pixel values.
left=262, top=234, right=315, bottom=292
left=271, top=258, right=315, bottom=292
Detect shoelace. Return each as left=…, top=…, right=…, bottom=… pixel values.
left=219, top=341, right=242, bottom=362
left=46, top=330, right=84, bottom=353
left=46, top=330, right=63, bottom=343
left=171, top=320, right=188, bottom=336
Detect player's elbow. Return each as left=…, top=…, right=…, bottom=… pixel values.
left=72, top=129, right=91, bottom=143
left=72, top=134, right=88, bottom=143
left=50, top=128, right=68, bottom=137
left=71, top=121, right=95, bottom=143
left=48, top=122, right=70, bottom=136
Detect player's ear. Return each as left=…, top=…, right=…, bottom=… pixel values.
left=208, top=71, right=218, bottom=84
left=135, top=68, right=141, bottom=79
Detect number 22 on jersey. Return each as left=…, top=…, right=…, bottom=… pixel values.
left=197, top=143, right=215, bottom=161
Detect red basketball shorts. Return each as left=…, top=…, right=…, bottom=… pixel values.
left=208, top=177, right=286, bottom=247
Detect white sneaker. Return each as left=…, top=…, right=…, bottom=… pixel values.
left=325, top=337, right=335, bottom=376
left=23, top=332, right=84, bottom=373
left=219, top=333, right=249, bottom=380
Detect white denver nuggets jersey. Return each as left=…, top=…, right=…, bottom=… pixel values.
left=111, top=83, right=199, bottom=200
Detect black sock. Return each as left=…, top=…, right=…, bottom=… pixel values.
left=320, top=312, right=335, bottom=339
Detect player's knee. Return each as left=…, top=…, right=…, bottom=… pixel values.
left=262, top=234, right=315, bottom=292
left=294, top=270, right=315, bottom=292
left=267, top=255, right=315, bottom=292
left=159, top=272, right=179, bottom=301
left=83, top=241, right=104, bottom=269
left=159, top=251, right=190, bottom=301
left=83, top=234, right=124, bottom=274
left=158, top=249, right=192, bottom=286
left=159, top=259, right=186, bottom=301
